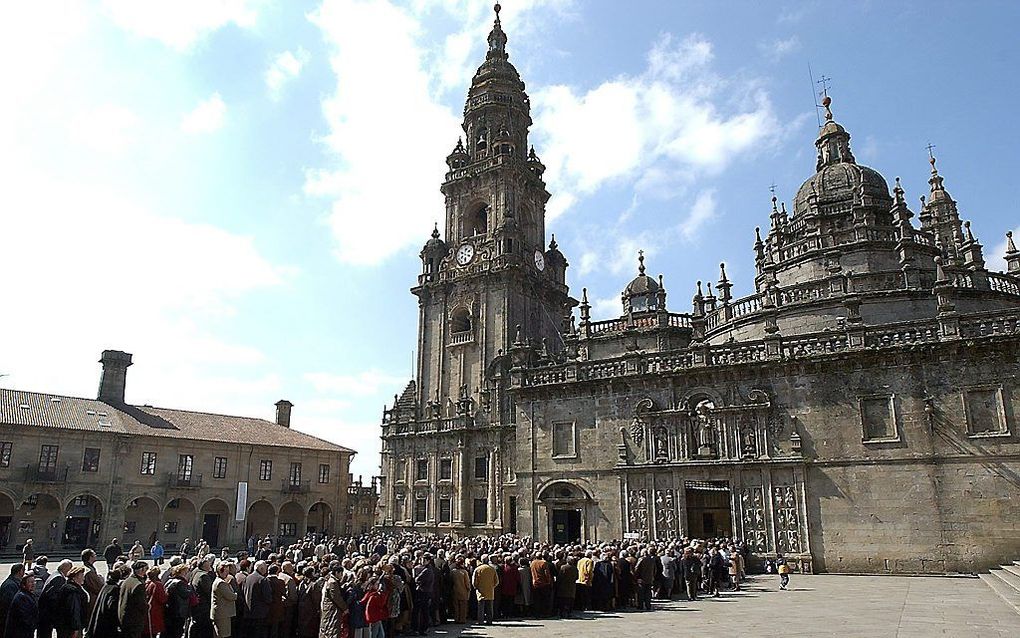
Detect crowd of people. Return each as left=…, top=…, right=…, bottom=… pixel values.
left=0, top=531, right=781, bottom=638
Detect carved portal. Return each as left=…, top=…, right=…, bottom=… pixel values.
left=654, top=488, right=678, bottom=538
left=628, top=489, right=648, bottom=533
left=740, top=486, right=768, bottom=552
left=773, top=484, right=801, bottom=553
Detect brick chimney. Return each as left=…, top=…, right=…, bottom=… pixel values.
left=275, top=400, right=293, bottom=428
left=98, top=350, right=133, bottom=404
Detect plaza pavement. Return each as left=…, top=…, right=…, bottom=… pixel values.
left=2, top=560, right=1017, bottom=637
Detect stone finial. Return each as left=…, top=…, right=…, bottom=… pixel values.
left=934, top=256, right=948, bottom=284
left=637, top=250, right=646, bottom=276
left=1006, top=231, right=1020, bottom=274
left=963, top=220, right=975, bottom=244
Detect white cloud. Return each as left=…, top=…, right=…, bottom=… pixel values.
left=266, top=48, right=309, bottom=97
left=759, top=36, right=800, bottom=60
left=181, top=93, right=226, bottom=134
left=69, top=103, right=140, bottom=154
left=305, top=370, right=409, bottom=397
left=532, top=33, right=780, bottom=221
left=679, top=189, right=718, bottom=240
left=102, top=0, right=262, bottom=51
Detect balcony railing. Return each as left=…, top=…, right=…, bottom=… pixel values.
left=25, top=465, right=68, bottom=483
left=282, top=480, right=310, bottom=494
left=167, top=473, right=203, bottom=488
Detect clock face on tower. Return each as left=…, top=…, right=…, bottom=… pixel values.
left=456, top=243, right=475, bottom=266
left=533, top=249, right=545, bottom=271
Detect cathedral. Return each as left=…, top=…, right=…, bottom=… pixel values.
left=378, top=5, right=1020, bottom=573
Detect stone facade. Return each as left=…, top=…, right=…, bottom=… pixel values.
left=0, top=351, right=355, bottom=554
left=379, top=7, right=1020, bottom=573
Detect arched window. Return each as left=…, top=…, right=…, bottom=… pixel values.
left=451, top=307, right=472, bottom=334
left=476, top=127, right=488, bottom=153
left=471, top=205, right=488, bottom=236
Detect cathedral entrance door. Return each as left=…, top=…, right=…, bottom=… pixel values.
left=684, top=481, right=733, bottom=538
left=551, top=509, right=581, bottom=544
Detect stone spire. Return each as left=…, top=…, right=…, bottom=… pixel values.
left=487, top=3, right=507, bottom=60
left=919, top=150, right=966, bottom=265
left=1005, top=231, right=1020, bottom=274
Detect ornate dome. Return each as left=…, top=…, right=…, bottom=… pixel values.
left=621, top=251, right=661, bottom=313
left=793, top=163, right=891, bottom=217
left=791, top=95, right=891, bottom=217
left=421, top=225, right=448, bottom=258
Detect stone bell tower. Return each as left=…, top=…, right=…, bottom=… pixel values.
left=380, top=4, right=575, bottom=532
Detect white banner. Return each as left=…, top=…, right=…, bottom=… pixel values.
left=236, top=482, right=248, bottom=521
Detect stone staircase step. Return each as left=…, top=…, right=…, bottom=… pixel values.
left=993, top=566, right=1020, bottom=592
left=981, top=572, right=1020, bottom=615
left=1004, top=564, right=1020, bottom=580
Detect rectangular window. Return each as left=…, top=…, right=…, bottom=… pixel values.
left=0, top=442, right=11, bottom=468
left=965, top=388, right=1008, bottom=436
left=289, top=462, right=302, bottom=486
left=395, top=460, right=406, bottom=483
left=318, top=464, right=330, bottom=484
left=439, top=458, right=452, bottom=480
left=473, top=498, right=487, bottom=524
left=414, top=498, right=427, bottom=523
left=394, top=497, right=404, bottom=521
left=259, top=460, right=272, bottom=481
left=439, top=498, right=452, bottom=523
left=177, top=454, right=194, bottom=481
left=553, top=421, right=576, bottom=457
left=416, top=459, right=428, bottom=481
left=140, top=452, right=157, bottom=475
left=81, top=448, right=100, bottom=472
left=474, top=455, right=488, bottom=481
left=39, top=445, right=59, bottom=473
left=163, top=521, right=178, bottom=534
left=213, top=457, right=227, bottom=479
left=860, top=396, right=898, bottom=442
left=279, top=523, right=297, bottom=537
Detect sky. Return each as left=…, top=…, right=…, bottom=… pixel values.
left=2, top=0, right=1019, bottom=480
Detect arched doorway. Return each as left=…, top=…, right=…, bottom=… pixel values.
left=246, top=500, right=275, bottom=539
left=64, top=494, right=103, bottom=550
left=308, top=502, right=333, bottom=536
left=278, top=501, right=304, bottom=542
left=537, top=481, right=593, bottom=544
left=14, top=493, right=62, bottom=552
left=0, top=491, right=15, bottom=553
left=200, top=498, right=230, bottom=548
left=162, top=498, right=197, bottom=551
left=124, top=497, right=161, bottom=547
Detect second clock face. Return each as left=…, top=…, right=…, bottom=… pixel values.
left=456, top=243, right=475, bottom=265
left=534, top=249, right=545, bottom=271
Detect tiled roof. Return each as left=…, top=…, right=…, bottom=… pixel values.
left=0, top=389, right=355, bottom=454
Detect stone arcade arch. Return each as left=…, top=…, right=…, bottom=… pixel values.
left=278, top=501, right=305, bottom=542
left=246, top=500, right=275, bottom=538
left=308, top=501, right=333, bottom=535
left=124, top=497, right=161, bottom=548
left=63, top=493, right=104, bottom=550
left=199, top=498, right=231, bottom=548
left=13, top=493, right=62, bottom=552
left=537, top=481, right=595, bottom=544
left=163, top=497, right=197, bottom=550
left=0, top=491, right=15, bottom=552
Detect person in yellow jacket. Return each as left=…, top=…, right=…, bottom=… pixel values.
left=575, top=551, right=594, bottom=611
left=471, top=555, right=500, bottom=625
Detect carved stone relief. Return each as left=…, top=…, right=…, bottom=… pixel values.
left=773, top=485, right=801, bottom=553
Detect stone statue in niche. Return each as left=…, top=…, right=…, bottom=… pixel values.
left=694, top=400, right=717, bottom=456
left=653, top=425, right=669, bottom=462
left=629, top=415, right=645, bottom=446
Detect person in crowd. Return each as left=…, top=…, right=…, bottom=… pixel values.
left=497, top=556, right=519, bottom=620
left=150, top=541, right=165, bottom=567
left=634, top=548, right=658, bottom=611
left=179, top=539, right=192, bottom=560
left=658, top=548, right=675, bottom=599
left=361, top=573, right=389, bottom=638
left=471, top=554, right=498, bottom=626
left=680, top=548, right=700, bottom=602
left=575, top=551, right=593, bottom=612
left=266, top=564, right=286, bottom=638
left=85, top=563, right=124, bottom=638
left=191, top=558, right=216, bottom=638
left=554, top=553, right=577, bottom=618
left=164, top=564, right=193, bottom=638
left=38, top=559, right=72, bottom=638
left=243, top=561, right=271, bottom=638
left=211, top=562, right=238, bottom=638
left=79, top=551, right=103, bottom=622
left=30, top=558, right=49, bottom=601
left=21, top=543, right=34, bottom=571
left=728, top=547, right=744, bottom=591
left=103, top=539, right=123, bottom=571
left=528, top=553, right=553, bottom=618
left=777, top=553, right=791, bottom=590
left=0, top=564, right=26, bottom=638
left=591, top=554, right=615, bottom=612
left=53, top=566, right=88, bottom=638
left=4, top=575, right=37, bottom=638
left=144, top=567, right=167, bottom=638
left=295, top=567, right=321, bottom=638
left=118, top=561, right=149, bottom=638
left=448, top=559, right=470, bottom=625
left=319, top=564, right=347, bottom=638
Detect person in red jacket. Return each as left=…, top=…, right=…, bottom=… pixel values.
left=360, top=576, right=390, bottom=638
left=144, top=568, right=168, bottom=637
left=499, top=558, right=520, bottom=619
